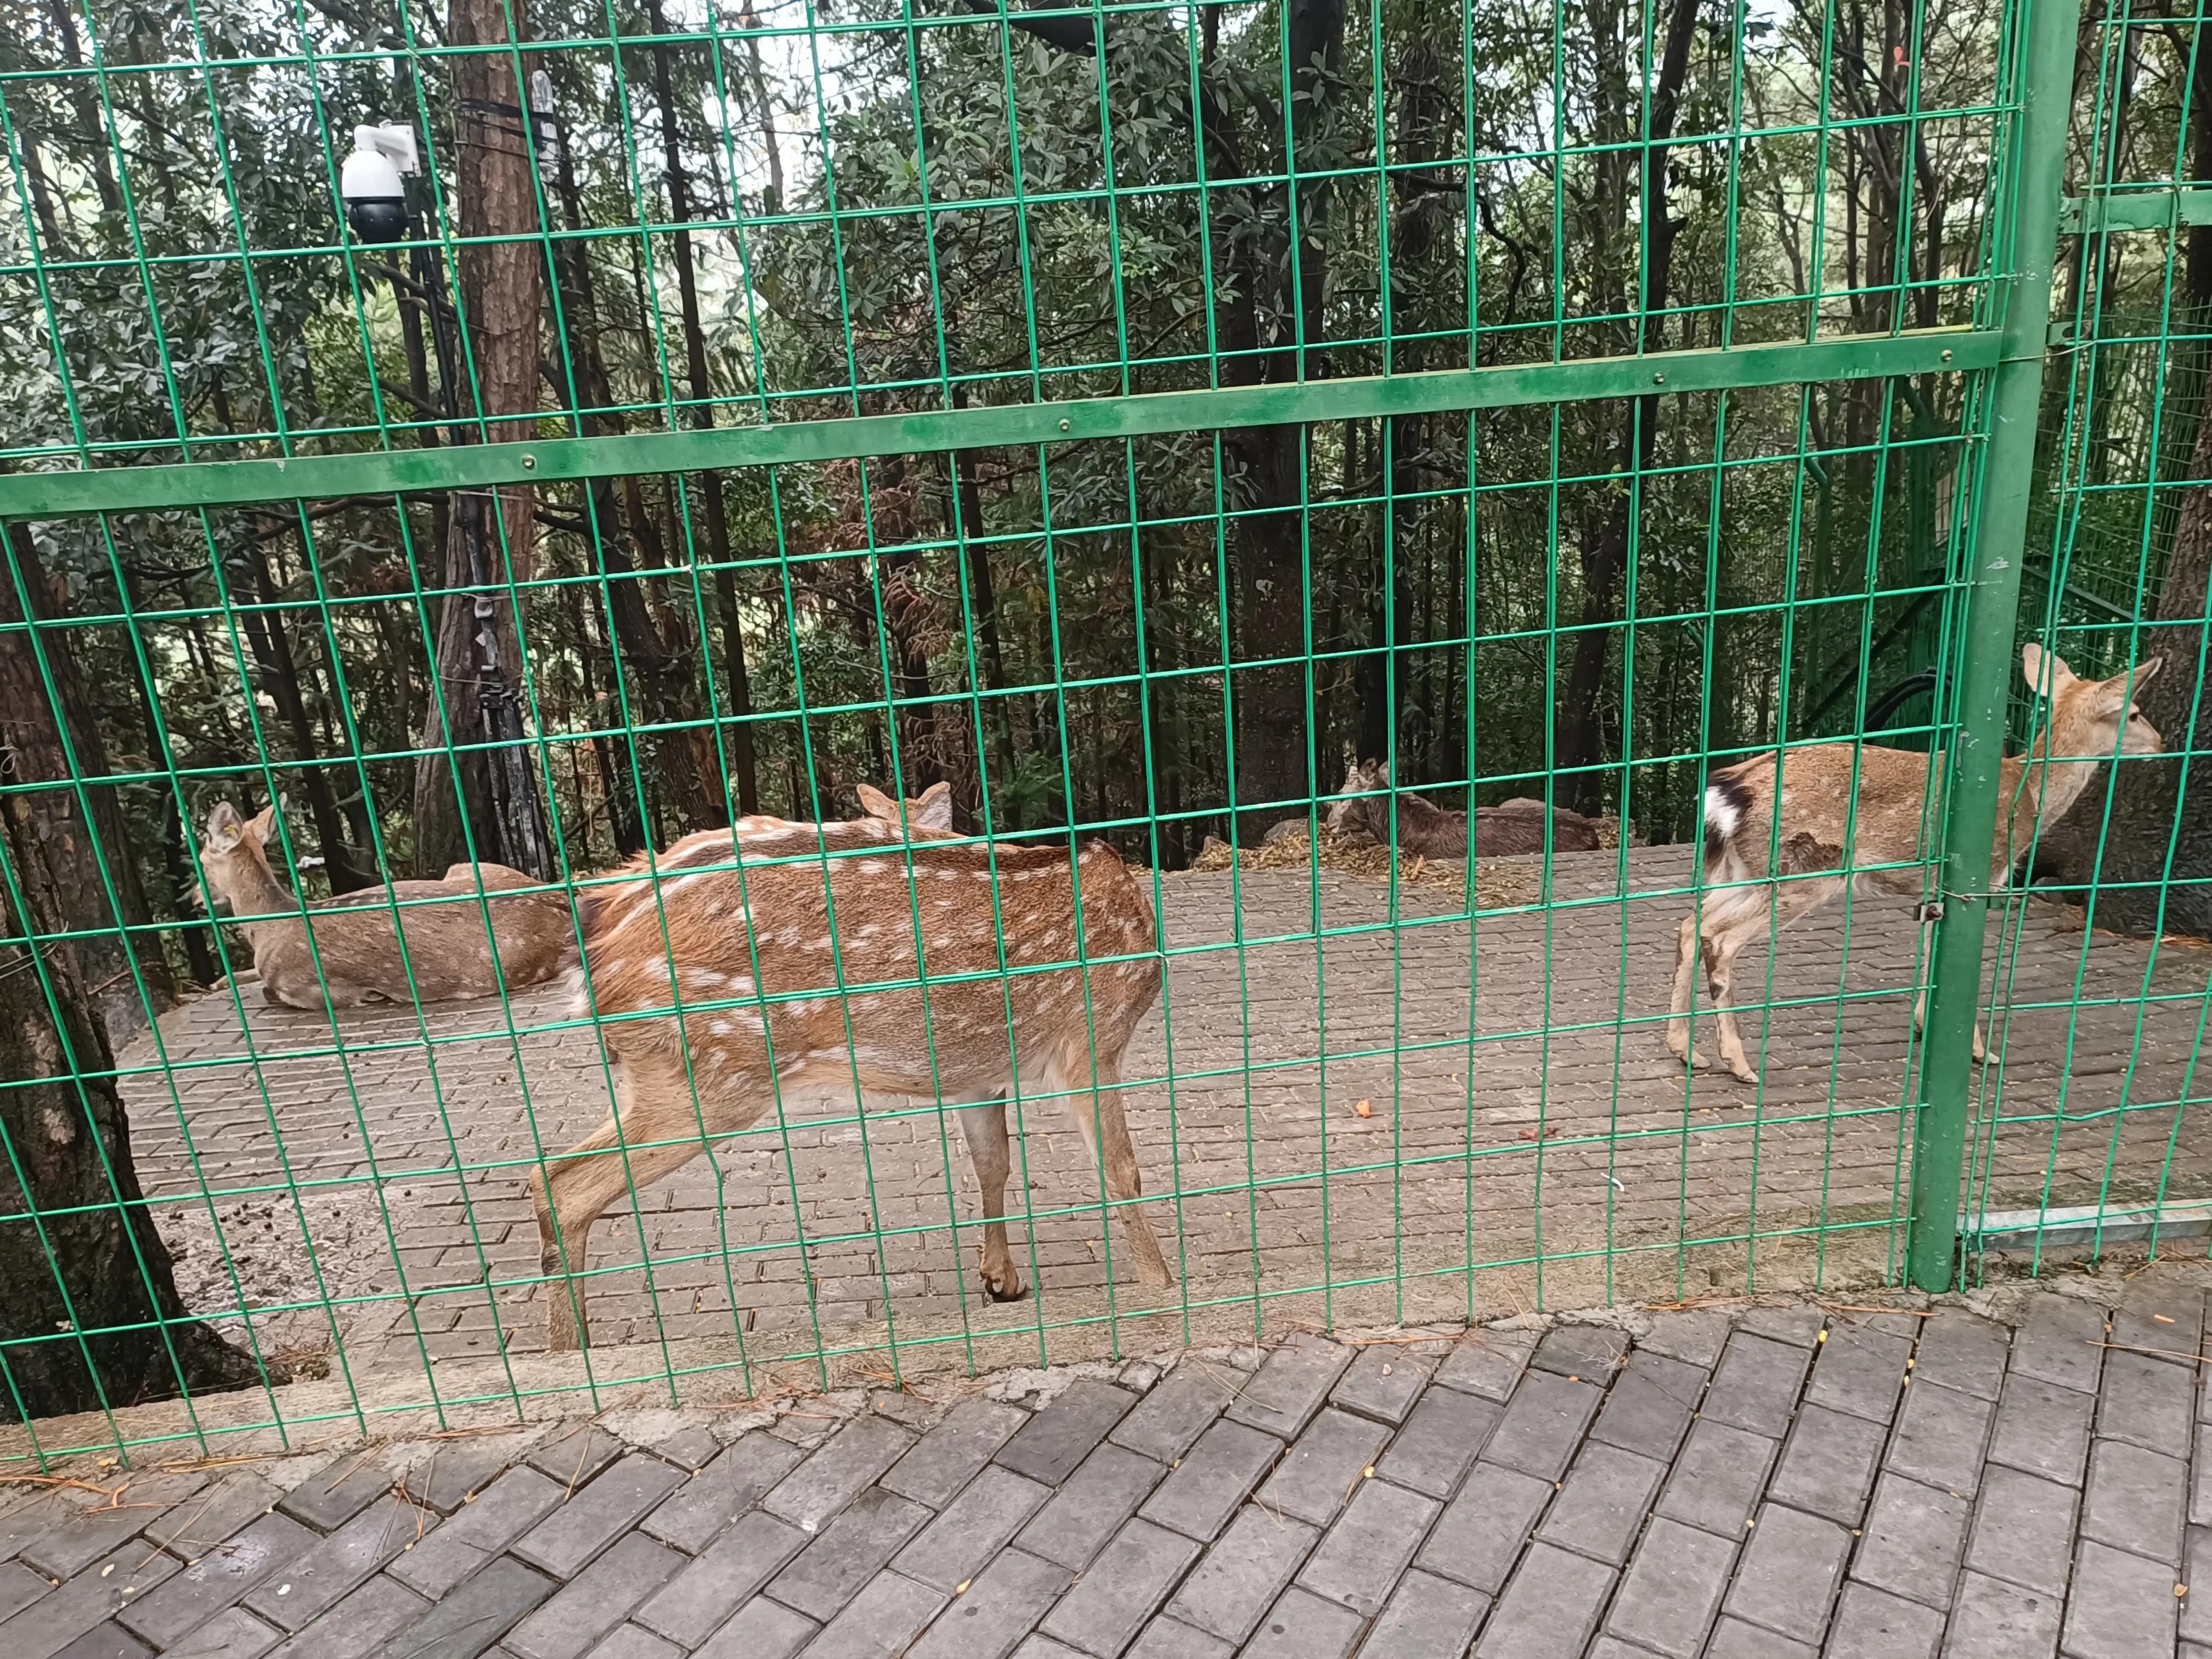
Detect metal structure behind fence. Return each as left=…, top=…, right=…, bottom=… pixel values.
left=0, top=0, right=2205, bottom=1466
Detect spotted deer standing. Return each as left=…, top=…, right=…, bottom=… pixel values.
left=532, top=782, right=1173, bottom=1350
left=1667, top=646, right=2163, bottom=1084
left=199, top=801, right=573, bottom=1008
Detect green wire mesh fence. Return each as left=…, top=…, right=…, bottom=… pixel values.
left=0, top=0, right=2201, bottom=1467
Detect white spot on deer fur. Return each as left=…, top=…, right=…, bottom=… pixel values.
left=709, top=1018, right=732, bottom=1037
left=858, top=860, right=887, bottom=875
left=687, top=968, right=727, bottom=989
left=1704, top=785, right=1742, bottom=842
left=811, top=935, right=833, bottom=951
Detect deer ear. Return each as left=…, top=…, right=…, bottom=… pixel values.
left=246, top=804, right=278, bottom=844
left=2021, top=643, right=2072, bottom=694
left=915, top=782, right=953, bottom=830
left=2128, top=656, right=2163, bottom=691
left=855, top=783, right=896, bottom=820
left=205, top=801, right=242, bottom=851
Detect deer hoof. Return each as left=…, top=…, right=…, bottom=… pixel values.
left=1727, top=1063, right=1761, bottom=1086
left=981, top=1272, right=1028, bottom=1304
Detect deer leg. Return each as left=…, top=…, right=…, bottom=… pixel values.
left=1707, top=922, right=1764, bottom=1085
left=1912, top=917, right=1988, bottom=1062
left=1054, top=1055, right=1175, bottom=1290
left=1666, top=912, right=1707, bottom=1068
left=957, top=1099, right=1026, bottom=1302
left=532, top=1053, right=755, bottom=1352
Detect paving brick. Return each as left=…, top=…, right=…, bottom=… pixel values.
left=1887, top=1379, right=1995, bottom=1501
left=1162, top=1506, right=1318, bottom=1645
left=1699, top=1334, right=1811, bottom=1440
left=1988, top=1373, right=2096, bottom=1486
left=1702, top=1617, right=1815, bottom=1659
left=1012, top=1640, right=1093, bottom=1659
left=20, top=1474, right=207, bottom=1580
left=117, top=1513, right=316, bottom=1649
left=51, top=1622, right=155, bottom=1659
left=2196, top=1420, right=2212, bottom=1527
left=1434, top=1329, right=1534, bottom=1403
left=2112, top=1282, right=2204, bottom=1363
left=407, top=1438, right=526, bottom=1515
left=1911, top=1311, right=2010, bottom=1401
left=0, top=1489, right=87, bottom=1564
left=1736, top=1305, right=1825, bottom=1348
left=997, top=1383, right=1138, bottom=1486
left=1637, top=1310, right=1731, bottom=1370
left=513, top=1454, right=684, bottom=1581
left=904, top=1464, right=1057, bottom=1585
left=1653, top=1421, right=1776, bottom=1539
left=1329, top=1347, right=1436, bottom=1426
left=1238, top=1586, right=1364, bottom=1659
left=162, top=1606, right=280, bottom=1658
left=1534, top=1443, right=1665, bottom=1567
left=1137, top=1420, right=1281, bottom=1543
left=1718, top=1502, right=1850, bottom=1645
left=377, top=1554, right=555, bottom=1659
left=1944, top=1570, right=2062, bottom=1659
left=1600, top=1516, right=1734, bottom=1659
left=1374, top=1383, right=1499, bottom=1500
left=1851, top=1474, right=1971, bottom=1610
left=1803, top=1323, right=1912, bottom=1423
left=761, top=1415, right=915, bottom=1536
left=2187, top=1527, right=2212, bottom=1649
left=769, top=1487, right=933, bottom=1620
left=1414, top=1463, right=1552, bottom=1594
left=1587, top=1350, right=1704, bottom=1463
left=1357, top=1568, right=1488, bottom=1659
left=691, top=1596, right=815, bottom=1659
left=1014, top=1447, right=1161, bottom=1572
left=2008, top=1293, right=2106, bottom=1394
left=528, top=1427, right=624, bottom=1491
left=2081, top=1440, right=2187, bottom=1563
left=0, top=1548, right=179, bottom=1659
left=641, top=1433, right=804, bottom=1553
left=2062, top=1539, right=2180, bottom=1659
left=1295, top=1477, right=1438, bottom=1617
left=1254, top=1410, right=1389, bottom=1526
left=1471, top=1540, right=1614, bottom=1659
left=388, top=1470, right=563, bottom=1598
left=884, top=1402, right=1028, bottom=1509
left=1482, top=1370, right=1602, bottom=1482
left=277, top=1455, right=394, bottom=1532
left=1962, top=1465, right=2078, bottom=1598
left=803, top=1570, right=948, bottom=1659
left=633, top=1510, right=806, bottom=1649
left=263, top=1571, right=427, bottom=1659
left=1110, top=1371, right=1232, bottom=1465
left=0, top=1559, right=54, bottom=1624
left=906, top=1548, right=1070, bottom=1659
left=1122, top=1617, right=1229, bottom=1659
left=583, top=1626, right=682, bottom=1659
left=144, top=1476, right=283, bottom=1563
left=2098, top=1352, right=2197, bottom=1457
left=1766, top=1403, right=1884, bottom=1526
left=243, top=1495, right=436, bottom=1630
left=1825, top=1582, right=1942, bottom=1659
left=1040, top=1520, right=1199, bottom=1657
left=651, top=1427, right=720, bottom=1474
left=504, top=1532, right=685, bottom=1659
left=1531, top=1323, right=1629, bottom=1380
left=1225, top=1338, right=1352, bottom=1440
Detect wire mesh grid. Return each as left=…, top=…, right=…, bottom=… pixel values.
left=0, top=0, right=2198, bottom=1469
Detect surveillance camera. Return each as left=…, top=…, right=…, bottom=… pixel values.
left=341, top=123, right=420, bottom=246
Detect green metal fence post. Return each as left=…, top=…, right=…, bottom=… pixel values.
left=1905, top=0, right=2078, bottom=1291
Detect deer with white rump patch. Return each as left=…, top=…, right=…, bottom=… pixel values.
left=1667, top=646, right=2162, bottom=1083
left=532, top=783, right=1173, bottom=1351
left=199, top=801, right=573, bottom=1009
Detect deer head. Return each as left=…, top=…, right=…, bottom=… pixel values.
left=200, top=799, right=291, bottom=918
left=854, top=780, right=954, bottom=837
left=2022, top=645, right=2164, bottom=763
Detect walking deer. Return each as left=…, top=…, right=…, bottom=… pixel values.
left=1667, top=646, right=2163, bottom=1083
left=199, top=802, right=574, bottom=1009
left=532, top=789, right=1173, bottom=1351
left=1327, top=758, right=1603, bottom=857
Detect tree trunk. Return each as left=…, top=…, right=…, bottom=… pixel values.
left=0, top=740, right=272, bottom=1420
left=414, top=0, right=552, bottom=879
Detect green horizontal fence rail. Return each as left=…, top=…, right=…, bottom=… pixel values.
left=0, top=0, right=2202, bottom=1469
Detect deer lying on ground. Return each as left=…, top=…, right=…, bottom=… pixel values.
left=199, top=802, right=573, bottom=1009
left=532, top=782, right=1173, bottom=1350
left=1667, top=646, right=2163, bottom=1084
left=1326, top=758, right=1603, bottom=857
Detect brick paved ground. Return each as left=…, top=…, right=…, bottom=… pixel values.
left=4, top=1270, right=2209, bottom=1659
left=115, top=850, right=2211, bottom=1382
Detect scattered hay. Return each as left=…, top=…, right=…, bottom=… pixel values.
left=1188, top=827, right=1545, bottom=909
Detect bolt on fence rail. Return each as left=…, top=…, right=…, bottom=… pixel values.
left=0, top=0, right=2203, bottom=1469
